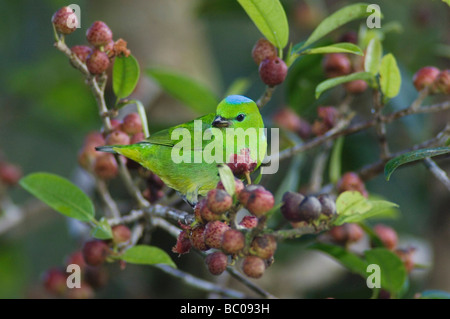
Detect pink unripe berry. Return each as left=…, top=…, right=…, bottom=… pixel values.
left=250, top=234, right=277, bottom=259
left=204, top=221, right=230, bottom=249
left=43, top=268, right=67, bottom=295
left=122, top=113, right=143, bottom=135
left=82, top=240, right=110, bottom=267
left=86, top=21, right=113, bottom=47
left=239, top=215, right=258, bottom=229
left=93, top=154, right=118, bottom=180
left=252, top=38, right=277, bottom=65
left=432, top=69, right=450, bottom=94
left=105, top=130, right=130, bottom=145
left=71, top=45, right=93, bottom=63
left=322, top=53, right=352, bottom=78
left=344, top=79, right=368, bottom=94
left=216, top=178, right=244, bottom=195
left=337, top=172, right=368, bottom=198
left=259, top=57, right=288, bottom=86
left=206, top=189, right=233, bottom=214
left=172, top=231, right=192, bottom=255
left=130, top=132, right=146, bottom=144
left=413, top=66, right=440, bottom=91
left=52, top=7, right=78, bottom=34
left=0, top=162, right=22, bottom=186
left=205, top=251, right=228, bottom=275
left=241, top=186, right=274, bottom=217
left=190, top=225, right=209, bottom=251
left=86, top=49, right=110, bottom=74
left=329, top=223, right=364, bottom=245
left=373, top=224, right=398, bottom=250
left=242, top=256, right=265, bottom=279
left=221, top=229, right=245, bottom=254
left=111, top=225, right=131, bottom=244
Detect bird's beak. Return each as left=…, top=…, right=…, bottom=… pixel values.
left=212, top=116, right=231, bottom=128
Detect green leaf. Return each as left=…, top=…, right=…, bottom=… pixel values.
left=364, top=38, right=382, bottom=75
left=334, top=191, right=372, bottom=225
left=19, top=173, right=95, bottom=222
left=365, top=248, right=407, bottom=294
left=120, top=245, right=176, bottom=268
left=385, top=147, right=450, bottom=181
left=91, top=218, right=113, bottom=240
left=334, top=200, right=399, bottom=225
left=442, top=0, right=450, bottom=7
left=113, top=55, right=140, bottom=99
left=300, top=3, right=381, bottom=50
left=224, top=77, right=251, bottom=97
left=315, top=72, right=374, bottom=98
left=329, top=136, right=344, bottom=184
left=379, top=53, right=401, bottom=101
left=218, top=164, right=236, bottom=197
left=302, top=43, right=363, bottom=56
left=419, top=290, right=450, bottom=299
left=310, top=243, right=368, bottom=276
left=237, top=0, right=289, bottom=49
left=147, top=68, right=218, bottom=114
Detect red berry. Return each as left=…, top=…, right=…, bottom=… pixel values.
left=82, top=240, right=110, bottom=266
left=216, top=178, right=244, bottom=195
left=205, top=252, right=228, bottom=275
left=93, top=154, right=118, bottom=180
left=432, top=69, right=450, bottom=94
left=78, top=132, right=105, bottom=170
left=259, top=57, right=288, bottom=86
left=71, top=45, right=93, bottom=63
left=0, top=162, right=22, bottom=186
left=105, top=130, right=130, bottom=145
left=272, top=108, right=311, bottom=139
left=86, top=49, right=110, bottom=74
left=413, top=66, right=440, bottom=91
left=322, top=53, right=351, bottom=78
left=206, top=189, right=233, bottom=215
left=373, top=224, right=398, bottom=250
left=241, top=186, right=274, bottom=217
left=130, top=132, right=146, bottom=144
left=204, top=221, right=230, bottom=249
left=227, top=148, right=257, bottom=176
left=252, top=38, right=277, bottom=65
left=337, top=172, right=368, bottom=198
left=52, top=7, right=78, bottom=34
left=338, top=31, right=358, bottom=44
left=190, top=225, right=209, bottom=251
left=221, top=229, right=245, bottom=254
left=344, top=79, right=368, bottom=94
left=395, top=248, right=415, bottom=273
left=329, top=223, right=364, bottom=245
left=109, top=119, right=122, bottom=130
left=111, top=225, right=131, bottom=244
left=65, top=251, right=86, bottom=270
left=104, top=40, right=116, bottom=58
left=43, top=268, right=67, bottom=295
left=198, top=198, right=222, bottom=222
left=172, top=231, right=192, bottom=255
left=239, top=215, right=258, bottom=229
left=122, top=113, right=143, bottom=135
left=242, top=256, right=265, bottom=279
left=250, top=235, right=277, bottom=259
left=86, top=21, right=113, bottom=47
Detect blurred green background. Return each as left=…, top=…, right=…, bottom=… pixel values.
left=0, top=0, right=449, bottom=298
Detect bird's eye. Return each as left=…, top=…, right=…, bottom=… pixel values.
left=236, top=114, right=245, bottom=122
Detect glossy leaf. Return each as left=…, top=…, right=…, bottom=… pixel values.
left=379, top=53, right=401, bottom=101
left=315, top=72, right=374, bottom=98
left=385, top=147, right=450, bottom=181
left=91, top=218, right=113, bottom=240
left=113, top=55, right=140, bottom=99
left=237, top=0, right=289, bottom=49
left=218, top=164, right=236, bottom=197
left=20, top=173, right=95, bottom=222
left=334, top=200, right=399, bottom=225
left=147, top=68, right=218, bottom=114
left=364, top=38, right=382, bottom=75
left=302, top=43, right=363, bottom=56
left=120, top=245, right=176, bottom=268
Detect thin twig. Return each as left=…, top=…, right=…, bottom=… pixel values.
left=373, top=90, right=390, bottom=159
left=423, top=158, right=450, bottom=192
left=256, top=86, right=276, bottom=108
left=95, top=179, right=121, bottom=218
left=226, top=266, right=277, bottom=299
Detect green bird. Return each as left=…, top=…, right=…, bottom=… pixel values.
left=96, top=95, right=267, bottom=204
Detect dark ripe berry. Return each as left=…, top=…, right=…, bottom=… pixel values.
left=373, top=224, right=398, bottom=250
left=122, top=113, right=143, bottom=135
left=242, top=256, right=265, bottom=279
left=130, top=132, right=146, bottom=144
left=93, top=154, right=118, bottom=180
left=111, top=225, right=131, bottom=244
left=66, top=282, right=95, bottom=299
left=217, top=178, right=244, bottom=195
left=272, top=108, right=311, bottom=139
left=65, top=251, right=86, bottom=270
left=52, top=7, right=78, bottom=34
left=71, top=45, right=93, bottom=63
left=105, top=130, right=130, bottom=145
left=172, top=230, right=192, bottom=255
left=395, top=248, right=415, bottom=273
left=252, top=38, right=277, bottom=65
left=317, top=194, right=336, bottom=218
left=322, top=53, right=352, bottom=78
left=84, top=266, right=108, bottom=289
left=338, top=31, right=358, bottom=44
left=221, top=229, right=245, bottom=254
left=239, top=215, right=258, bottom=229
left=43, top=268, right=67, bottom=295
left=413, top=66, right=440, bottom=91
left=297, top=196, right=322, bottom=222
left=227, top=148, right=257, bottom=176
left=329, top=223, right=364, bottom=245
left=251, top=235, right=277, bottom=259
left=86, top=21, right=113, bottom=47
left=259, top=57, right=288, bottom=86
left=206, top=189, right=233, bottom=214
left=344, top=79, right=368, bottom=94
left=82, top=240, right=110, bottom=266
left=205, top=251, right=228, bottom=275
left=0, top=162, right=22, bottom=186
left=243, top=186, right=274, bottom=217
left=190, top=225, right=209, bottom=251
left=204, top=221, right=230, bottom=249
left=337, top=172, right=368, bottom=198
left=86, top=49, right=110, bottom=74
left=281, top=191, right=305, bottom=222
left=432, top=69, right=450, bottom=94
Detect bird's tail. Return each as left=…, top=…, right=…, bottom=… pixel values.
left=95, top=144, right=146, bottom=164
left=95, top=145, right=119, bottom=154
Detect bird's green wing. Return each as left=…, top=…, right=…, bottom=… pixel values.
left=146, top=113, right=215, bottom=150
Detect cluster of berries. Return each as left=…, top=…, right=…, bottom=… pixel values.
left=252, top=39, right=288, bottom=87
left=173, top=178, right=276, bottom=279
left=43, top=224, right=131, bottom=299
left=52, top=7, right=130, bottom=75
left=413, top=67, right=450, bottom=94
left=78, top=113, right=144, bottom=180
